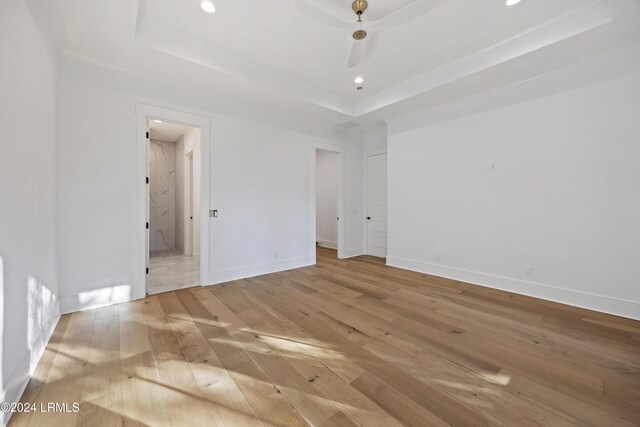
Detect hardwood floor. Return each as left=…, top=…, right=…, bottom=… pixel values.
left=10, top=247, right=640, bottom=426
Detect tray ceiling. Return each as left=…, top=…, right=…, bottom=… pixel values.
left=32, top=0, right=640, bottom=127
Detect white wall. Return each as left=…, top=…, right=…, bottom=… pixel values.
left=342, top=137, right=365, bottom=257
left=316, top=150, right=339, bottom=249
left=364, top=124, right=388, bottom=153
left=58, top=65, right=139, bottom=313
left=0, top=0, right=60, bottom=422
left=57, top=54, right=365, bottom=313
left=387, top=68, right=640, bottom=320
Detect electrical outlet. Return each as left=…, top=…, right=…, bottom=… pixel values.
left=525, top=265, right=533, bottom=277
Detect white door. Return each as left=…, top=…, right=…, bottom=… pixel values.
left=185, top=152, right=194, bottom=256
left=366, top=153, right=388, bottom=257
left=189, top=153, right=195, bottom=255
left=145, top=129, right=150, bottom=294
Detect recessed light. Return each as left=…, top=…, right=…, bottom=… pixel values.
left=200, top=0, right=216, bottom=13
left=506, top=0, right=521, bottom=6
left=354, top=76, right=364, bottom=84
left=153, top=120, right=163, bottom=123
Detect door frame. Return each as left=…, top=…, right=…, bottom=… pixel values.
left=135, top=103, right=211, bottom=297
left=311, top=142, right=346, bottom=260
left=363, top=148, right=387, bottom=256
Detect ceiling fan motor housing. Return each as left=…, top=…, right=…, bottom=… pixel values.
left=352, top=0, right=368, bottom=16
left=353, top=29, right=368, bottom=40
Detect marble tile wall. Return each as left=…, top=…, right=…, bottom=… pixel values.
left=150, top=139, right=176, bottom=252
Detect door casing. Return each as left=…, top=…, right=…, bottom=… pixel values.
left=136, top=103, right=211, bottom=298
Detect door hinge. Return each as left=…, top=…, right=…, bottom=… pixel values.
left=146, top=176, right=149, bottom=184
left=146, top=131, right=149, bottom=139
left=146, top=222, right=149, bottom=229
left=146, top=267, right=149, bottom=275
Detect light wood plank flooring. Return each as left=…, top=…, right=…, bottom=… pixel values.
left=10, top=247, right=640, bottom=426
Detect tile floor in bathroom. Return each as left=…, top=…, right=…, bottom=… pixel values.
left=148, top=253, right=199, bottom=295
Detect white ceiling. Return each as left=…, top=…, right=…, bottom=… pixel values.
left=148, top=120, right=192, bottom=142
left=32, top=0, right=640, bottom=129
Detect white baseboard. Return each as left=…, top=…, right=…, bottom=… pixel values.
left=317, top=239, right=337, bottom=250
left=207, top=255, right=315, bottom=285
left=1, top=302, right=60, bottom=426
left=60, top=288, right=134, bottom=315
left=341, top=247, right=365, bottom=258
left=387, top=256, right=640, bottom=321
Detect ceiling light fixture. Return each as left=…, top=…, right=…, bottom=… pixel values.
left=354, top=76, right=364, bottom=84
left=506, top=0, right=521, bottom=6
left=200, top=0, right=216, bottom=13
left=153, top=119, right=163, bottom=123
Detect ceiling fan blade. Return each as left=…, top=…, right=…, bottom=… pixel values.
left=347, top=39, right=364, bottom=68
left=293, top=0, right=351, bottom=30
left=368, top=0, right=439, bottom=32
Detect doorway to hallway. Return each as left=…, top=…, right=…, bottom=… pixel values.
left=315, top=148, right=340, bottom=258
left=146, top=119, right=202, bottom=294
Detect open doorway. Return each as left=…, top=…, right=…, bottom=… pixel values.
left=315, top=148, right=341, bottom=259
left=146, top=119, right=202, bottom=294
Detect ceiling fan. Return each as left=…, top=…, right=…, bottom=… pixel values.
left=293, top=0, right=439, bottom=69
left=348, top=0, right=369, bottom=69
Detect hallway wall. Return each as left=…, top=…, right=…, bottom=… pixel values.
left=316, top=150, right=339, bottom=249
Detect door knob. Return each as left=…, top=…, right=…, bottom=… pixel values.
left=367, top=216, right=371, bottom=220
